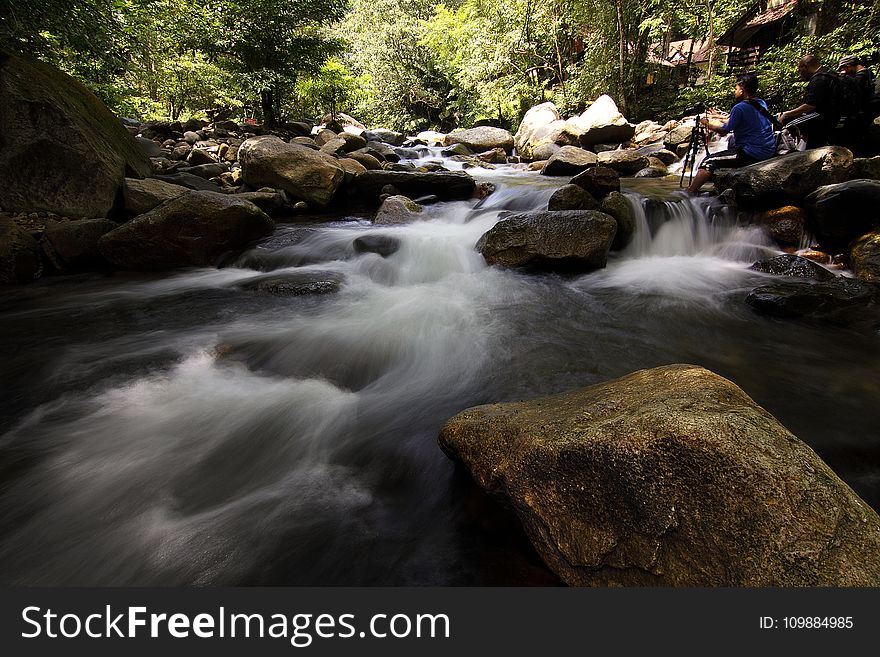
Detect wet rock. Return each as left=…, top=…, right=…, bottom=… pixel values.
left=123, top=178, right=189, bottom=215
left=235, top=191, right=285, bottom=216
left=749, top=254, right=836, bottom=281
left=239, top=271, right=341, bottom=296
left=42, top=218, right=117, bottom=270
left=374, top=195, right=423, bottom=225
left=353, top=234, right=401, bottom=257
left=804, top=179, right=880, bottom=252
left=473, top=182, right=496, bottom=199
left=338, top=157, right=368, bottom=180
left=414, top=130, right=446, bottom=147
left=850, top=231, right=880, bottom=284
left=445, top=127, right=515, bottom=154
left=756, top=206, right=805, bottom=246
left=475, top=210, right=617, bottom=270
left=0, top=216, right=42, bottom=283
left=571, top=166, right=620, bottom=200
left=714, top=146, right=853, bottom=209
left=851, top=156, right=880, bottom=181
left=540, top=146, right=598, bottom=176
left=441, top=143, right=472, bottom=157
left=634, top=166, right=666, bottom=178
left=354, top=171, right=475, bottom=203
left=365, top=142, right=400, bottom=162
left=637, top=146, right=677, bottom=165
left=597, top=150, right=650, bottom=176
left=547, top=184, right=598, bottom=211
left=151, top=172, right=221, bottom=192
left=0, top=51, right=152, bottom=218
left=600, top=191, right=636, bottom=250
left=746, top=277, right=878, bottom=321
left=438, top=364, right=880, bottom=586
left=528, top=161, right=548, bottom=171
left=179, top=162, right=227, bottom=180
left=476, top=147, right=508, bottom=164
left=366, top=128, right=405, bottom=147
left=99, top=191, right=274, bottom=270
left=239, top=135, right=344, bottom=207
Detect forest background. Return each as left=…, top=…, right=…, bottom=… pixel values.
left=1, top=0, right=878, bottom=131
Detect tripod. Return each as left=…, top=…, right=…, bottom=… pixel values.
left=679, top=112, right=711, bottom=188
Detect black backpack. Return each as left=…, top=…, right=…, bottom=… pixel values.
left=821, top=71, right=861, bottom=120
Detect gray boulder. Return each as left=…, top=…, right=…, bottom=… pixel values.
left=804, top=179, right=880, bottom=252
left=0, top=216, right=41, bottom=283
left=236, top=191, right=286, bottom=216
left=476, top=210, right=616, bottom=270
left=42, top=218, right=118, bottom=270
left=123, top=178, right=189, bottom=216
left=439, top=364, right=880, bottom=586
left=663, top=123, right=694, bottom=152
left=571, top=166, right=621, bottom=199
left=374, top=195, right=423, bottom=225
left=445, top=127, right=515, bottom=154
left=714, top=146, right=853, bottom=208
left=597, top=150, right=650, bottom=175
left=354, top=171, right=475, bottom=202
left=547, top=185, right=598, bottom=211
left=540, top=146, right=598, bottom=176
left=746, top=278, right=877, bottom=321
left=600, top=191, right=636, bottom=250
left=514, top=102, right=577, bottom=161
left=566, top=95, right=636, bottom=149
left=99, top=191, right=274, bottom=270
left=239, top=136, right=344, bottom=207
left=0, top=52, right=151, bottom=218
left=366, top=129, right=405, bottom=147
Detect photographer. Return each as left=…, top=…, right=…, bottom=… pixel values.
left=778, top=55, right=839, bottom=149
left=686, top=73, right=776, bottom=194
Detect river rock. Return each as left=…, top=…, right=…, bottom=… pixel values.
left=235, top=191, right=285, bottom=216
left=183, top=131, right=200, bottom=145
left=42, top=218, right=117, bottom=271
left=850, top=231, right=880, bottom=284
left=0, top=216, right=42, bottom=284
left=374, top=195, right=423, bottom=225
left=364, top=142, right=400, bottom=162
left=514, top=102, right=577, bottom=161
left=565, top=95, right=636, bottom=149
left=804, top=180, right=880, bottom=252
left=346, top=151, right=383, bottom=170
left=339, top=132, right=367, bottom=152
left=319, top=138, right=348, bottom=155
left=475, top=210, right=616, bottom=270
left=756, top=206, right=805, bottom=246
left=749, top=254, right=836, bottom=281
left=714, top=146, right=853, bottom=209
left=354, top=171, right=475, bottom=203
left=239, top=135, right=344, bottom=207
left=746, top=277, right=878, bottom=321
left=571, top=166, right=621, bottom=199
left=187, top=148, right=216, bottom=166
left=637, top=146, right=677, bottom=165
left=540, top=146, right=598, bottom=176
left=353, top=234, right=401, bottom=257
left=439, top=364, right=880, bottom=586
left=600, top=191, right=636, bottom=250
left=597, top=150, right=650, bottom=176
left=445, top=127, right=515, bottom=154
left=0, top=52, right=152, bottom=218
left=547, top=185, right=598, bottom=211
left=99, top=191, right=274, bottom=270
left=171, top=143, right=192, bottom=160
left=367, top=128, right=405, bottom=147
left=179, top=163, right=227, bottom=180
left=851, top=156, right=880, bottom=181
left=239, top=271, right=341, bottom=296
left=123, top=178, right=189, bottom=216
left=312, top=128, right=337, bottom=148
left=338, top=158, right=368, bottom=179
left=663, top=123, right=694, bottom=152
left=476, top=148, right=508, bottom=164
left=135, top=136, right=163, bottom=158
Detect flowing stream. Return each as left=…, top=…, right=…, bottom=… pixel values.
left=2, top=161, right=879, bottom=585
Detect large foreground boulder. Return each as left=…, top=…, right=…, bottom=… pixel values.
left=123, top=178, right=189, bottom=216
left=238, top=135, right=344, bottom=207
left=353, top=170, right=475, bottom=202
left=98, top=191, right=273, bottom=270
left=439, top=364, right=880, bottom=586
left=445, top=127, right=515, bottom=154
left=42, top=218, right=118, bottom=271
left=475, top=210, right=616, bottom=269
left=0, top=51, right=152, bottom=218
left=0, top=216, right=41, bottom=284
left=714, top=146, right=853, bottom=208
left=804, top=179, right=880, bottom=252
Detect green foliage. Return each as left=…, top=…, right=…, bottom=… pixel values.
left=292, top=59, right=366, bottom=120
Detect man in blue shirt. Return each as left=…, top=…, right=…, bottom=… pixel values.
left=686, top=73, right=776, bottom=194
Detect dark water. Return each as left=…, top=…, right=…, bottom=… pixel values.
left=1, top=167, right=879, bottom=585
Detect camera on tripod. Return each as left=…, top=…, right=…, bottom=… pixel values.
left=681, top=102, right=707, bottom=118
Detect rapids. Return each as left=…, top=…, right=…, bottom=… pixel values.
left=1, top=162, right=879, bottom=585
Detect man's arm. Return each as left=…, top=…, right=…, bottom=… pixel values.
left=780, top=103, right=816, bottom=123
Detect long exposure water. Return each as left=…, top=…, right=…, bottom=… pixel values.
left=2, top=160, right=879, bottom=585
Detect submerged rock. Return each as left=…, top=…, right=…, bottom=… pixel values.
left=239, top=272, right=341, bottom=296
left=475, top=210, right=616, bottom=270
left=353, top=234, right=401, bottom=257
left=746, top=277, right=878, bottom=321
left=439, top=364, right=880, bottom=586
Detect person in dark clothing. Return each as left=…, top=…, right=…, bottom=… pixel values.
left=686, top=73, right=776, bottom=194
left=838, top=55, right=877, bottom=155
left=779, top=55, right=840, bottom=149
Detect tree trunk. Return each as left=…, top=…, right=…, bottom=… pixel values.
left=261, top=88, right=276, bottom=128
left=616, top=1, right=627, bottom=113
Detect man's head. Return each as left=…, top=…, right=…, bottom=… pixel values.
left=838, top=55, right=858, bottom=76
left=797, top=54, right=821, bottom=80
left=735, top=73, right=759, bottom=100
